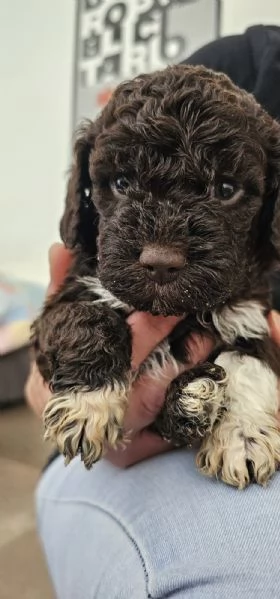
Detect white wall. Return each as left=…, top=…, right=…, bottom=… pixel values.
left=0, top=0, right=280, bottom=285
left=222, top=0, right=280, bottom=35
left=0, top=0, right=75, bottom=284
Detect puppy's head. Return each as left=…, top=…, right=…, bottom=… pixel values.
left=61, top=65, right=280, bottom=315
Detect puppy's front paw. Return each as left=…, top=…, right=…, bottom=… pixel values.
left=197, top=418, right=280, bottom=488
left=155, top=363, right=227, bottom=446
left=44, top=381, right=130, bottom=468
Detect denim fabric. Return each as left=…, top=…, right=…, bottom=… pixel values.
left=36, top=450, right=280, bottom=599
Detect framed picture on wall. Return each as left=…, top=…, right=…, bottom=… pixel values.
left=72, top=0, right=221, bottom=127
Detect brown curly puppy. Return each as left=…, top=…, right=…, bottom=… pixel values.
left=32, top=64, right=280, bottom=488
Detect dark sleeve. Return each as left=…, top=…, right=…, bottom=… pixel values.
left=251, top=28, right=280, bottom=121
left=182, top=34, right=255, bottom=93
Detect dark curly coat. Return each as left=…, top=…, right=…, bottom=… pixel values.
left=32, top=65, right=280, bottom=488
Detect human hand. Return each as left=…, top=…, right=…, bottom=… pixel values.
left=25, top=243, right=280, bottom=466
left=106, top=313, right=214, bottom=466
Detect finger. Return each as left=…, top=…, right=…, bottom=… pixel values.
left=108, top=333, right=214, bottom=467
left=268, top=310, right=280, bottom=345
left=124, top=374, right=173, bottom=432
left=47, top=243, right=72, bottom=296
left=186, top=333, right=215, bottom=367
left=24, top=362, right=51, bottom=418
left=125, top=331, right=214, bottom=433
left=106, top=430, right=172, bottom=467
left=128, top=311, right=182, bottom=369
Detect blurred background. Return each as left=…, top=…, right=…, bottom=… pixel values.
left=0, top=1, right=279, bottom=597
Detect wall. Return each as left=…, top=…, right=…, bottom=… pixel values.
left=0, top=0, right=75, bottom=284
left=222, top=0, right=280, bottom=35
left=0, top=0, right=280, bottom=284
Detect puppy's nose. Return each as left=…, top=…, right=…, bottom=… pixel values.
left=140, top=245, right=185, bottom=284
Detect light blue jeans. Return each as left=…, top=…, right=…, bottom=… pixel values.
left=36, top=450, right=280, bottom=598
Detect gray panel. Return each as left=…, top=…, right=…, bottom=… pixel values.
left=73, top=0, right=220, bottom=126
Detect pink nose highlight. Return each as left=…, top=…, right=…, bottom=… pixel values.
left=139, top=245, right=186, bottom=284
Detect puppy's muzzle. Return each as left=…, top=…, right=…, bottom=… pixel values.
left=140, top=245, right=186, bottom=284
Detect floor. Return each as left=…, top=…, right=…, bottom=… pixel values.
left=0, top=404, right=55, bottom=599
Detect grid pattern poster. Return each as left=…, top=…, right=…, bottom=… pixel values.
left=73, top=0, right=220, bottom=126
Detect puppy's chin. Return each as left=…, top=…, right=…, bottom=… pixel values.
left=129, top=294, right=223, bottom=316
left=101, top=276, right=228, bottom=316
left=133, top=298, right=186, bottom=317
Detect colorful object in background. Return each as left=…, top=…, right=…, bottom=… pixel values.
left=0, top=274, right=45, bottom=355
left=96, top=87, right=114, bottom=108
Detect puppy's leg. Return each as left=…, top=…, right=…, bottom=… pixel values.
left=155, top=362, right=227, bottom=446
left=197, top=350, right=280, bottom=488
left=197, top=301, right=280, bottom=488
left=32, top=277, right=132, bottom=468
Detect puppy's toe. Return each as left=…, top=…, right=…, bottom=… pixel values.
left=155, top=363, right=227, bottom=446
left=179, top=367, right=226, bottom=426
left=175, top=364, right=226, bottom=438
left=44, top=382, right=129, bottom=468
left=243, top=429, right=280, bottom=486
left=197, top=422, right=280, bottom=488
left=197, top=432, right=251, bottom=489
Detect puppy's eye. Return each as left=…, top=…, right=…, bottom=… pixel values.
left=215, top=180, right=238, bottom=201
left=112, top=175, right=130, bottom=197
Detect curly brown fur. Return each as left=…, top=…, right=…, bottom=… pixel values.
left=33, top=64, right=280, bottom=486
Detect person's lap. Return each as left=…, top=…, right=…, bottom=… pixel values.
left=37, top=449, right=280, bottom=599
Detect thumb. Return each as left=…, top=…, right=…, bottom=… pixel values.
left=268, top=310, right=280, bottom=345
left=47, top=243, right=72, bottom=295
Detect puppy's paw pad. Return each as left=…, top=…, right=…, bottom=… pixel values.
left=44, top=383, right=129, bottom=468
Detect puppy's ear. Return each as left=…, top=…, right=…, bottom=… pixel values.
left=60, top=120, right=100, bottom=255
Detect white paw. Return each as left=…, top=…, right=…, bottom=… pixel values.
left=178, top=373, right=226, bottom=435
left=197, top=416, right=280, bottom=488
left=44, top=382, right=129, bottom=468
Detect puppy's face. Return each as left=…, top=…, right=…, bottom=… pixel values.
left=64, top=66, right=280, bottom=315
